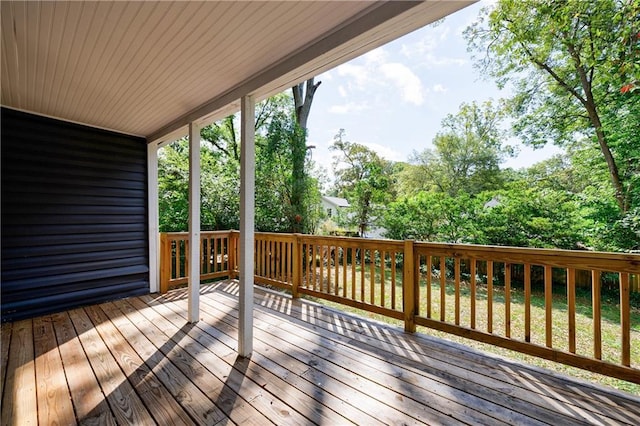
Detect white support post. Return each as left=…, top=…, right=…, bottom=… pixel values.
left=147, top=141, right=159, bottom=293
left=239, top=94, right=255, bottom=357
left=188, top=122, right=201, bottom=323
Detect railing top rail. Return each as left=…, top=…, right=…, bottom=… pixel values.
left=297, top=234, right=405, bottom=249
left=413, top=241, right=640, bottom=273
left=413, top=240, right=640, bottom=260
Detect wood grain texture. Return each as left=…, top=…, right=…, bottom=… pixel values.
left=33, top=316, right=76, bottom=426
left=68, top=308, right=155, bottom=425
left=1, top=319, right=37, bottom=426
left=3, top=280, right=638, bottom=425
left=50, top=312, right=117, bottom=425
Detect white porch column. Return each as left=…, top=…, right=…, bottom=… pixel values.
left=239, top=94, right=255, bottom=357
left=188, top=122, right=201, bottom=323
left=147, top=141, right=159, bottom=293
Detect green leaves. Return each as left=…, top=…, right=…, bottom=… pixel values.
left=330, top=130, right=393, bottom=236
left=466, top=0, right=639, bottom=213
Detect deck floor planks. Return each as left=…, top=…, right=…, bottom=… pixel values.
left=212, top=282, right=640, bottom=426
left=50, top=311, right=117, bottom=425
left=33, top=316, right=76, bottom=426
left=153, top=295, right=391, bottom=426
left=3, top=280, right=640, bottom=425
left=92, top=302, right=228, bottom=426
left=83, top=304, right=197, bottom=425
left=254, top=289, right=617, bottom=425
left=137, top=294, right=343, bottom=425
left=196, top=291, right=502, bottom=425
left=253, top=286, right=639, bottom=425
left=178, top=297, right=387, bottom=426
left=1, top=323, right=12, bottom=402
left=67, top=307, right=156, bottom=425
left=1, top=319, right=37, bottom=426
left=106, top=298, right=266, bottom=426
left=200, top=286, right=539, bottom=426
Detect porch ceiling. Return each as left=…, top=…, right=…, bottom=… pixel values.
left=1, top=1, right=473, bottom=142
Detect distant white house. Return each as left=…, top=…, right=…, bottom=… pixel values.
left=321, top=196, right=350, bottom=219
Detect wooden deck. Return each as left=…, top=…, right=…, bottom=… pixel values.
left=2, top=280, right=639, bottom=425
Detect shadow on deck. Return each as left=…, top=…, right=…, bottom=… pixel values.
left=2, top=279, right=639, bottom=425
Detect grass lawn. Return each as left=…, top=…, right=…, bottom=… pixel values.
left=302, top=264, right=640, bottom=395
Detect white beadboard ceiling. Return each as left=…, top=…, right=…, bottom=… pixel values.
left=1, top=1, right=473, bottom=142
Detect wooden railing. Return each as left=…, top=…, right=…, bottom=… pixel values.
left=159, top=231, right=640, bottom=383
left=159, top=230, right=236, bottom=293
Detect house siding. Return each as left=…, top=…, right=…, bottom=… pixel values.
left=1, top=108, right=149, bottom=321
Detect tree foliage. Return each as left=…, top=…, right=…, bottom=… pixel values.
left=465, top=0, right=640, bottom=213
left=158, top=93, right=323, bottom=234
left=330, top=130, right=392, bottom=236
left=399, top=101, right=512, bottom=197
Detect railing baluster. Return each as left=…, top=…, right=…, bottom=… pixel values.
left=307, top=244, right=311, bottom=286
left=592, top=270, right=602, bottom=359
left=381, top=251, right=386, bottom=307
left=567, top=268, right=576, bottom=353
left=621, top=272, right=630, bottom=367
left=311, top=245, right=316, bottom=290
left=289, top=241, right=294, bottom=283
left=335, top=246, right=340, bottom=296
left=351, top=248, right=356, bottom=300
left=487, top=260, right=493, bottom=333
left=213, top=237, right=218, bottom=273
left=370, top=249, right=375, bottom=304
left=470, top=257, right=476, bottom=329
left=524, top=263, right=531, bottom=343
left=391, top=251, right=397, bottom=310
left=440, top=256, right=446, bottom=322
left=505, top=262, right=511, bottom=338
left=454, top=257, right=460, bottom=326
left=360, top=247, right=365, bottom=302
left=174, top=240, right=180, bottom=280
left=342, top=247, right=347, bottom=298
left=545, top=265, right=552, bottom=348
left=278, top=241, right=282, bottom=280
left=426, top=255, right=432, bottom=319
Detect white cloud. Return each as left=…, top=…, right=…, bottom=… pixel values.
left=336, top=63, right=369, bottom=88
left=400, top=26, right=466, bottom=68
left=360, top=141, right=405, bottom=162
left=379, top=63, right=424, bottom=105
left=334, top=48, right=424, bottom=106
left=328, top=102, right=371, bottom=114
left=433, top=84, right=448, bottom=93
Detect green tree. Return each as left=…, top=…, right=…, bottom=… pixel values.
left=330, top=130, right=392, bottom=237
left=401, top=100, right=512, bottom=197
left=158, top=93, right=324, bottom=233
left=466, top=0, right=640, bottom=213
left=382, top=191, right=479, bottom=243
left=475, top=185, right=585, bottom=249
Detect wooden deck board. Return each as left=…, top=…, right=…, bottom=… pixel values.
left=251, top=288, right=634, bottom=425
left=83, top=304, right=197, bottom=425
left=33, top=316, right=76, bottom=426
left=68, top=307, right=156, bottom=426
left=1, top=319, right=37, bottom=426
left=2, top=279, right=640, bottom=425
left=1, top=323, right=12, bottom=403
left=197, top=289, right=515, bottom=425
left=50, top=311, right=117, bottom=425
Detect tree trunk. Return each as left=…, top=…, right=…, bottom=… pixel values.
left=290, top=78, right=321, bottom=232
left=585, top=102, right=627, bottom=213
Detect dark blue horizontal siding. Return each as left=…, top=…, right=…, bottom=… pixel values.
left=1, top=108, right=149, bottom=321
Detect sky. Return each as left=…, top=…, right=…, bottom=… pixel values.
left=305, top=1, right=563, bottom=179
